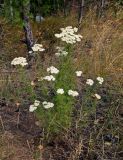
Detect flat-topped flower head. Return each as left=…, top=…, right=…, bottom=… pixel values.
left=86, top=79, right=94, bottom=86
left=11, top=57, right=28, bottom=67
left=97, top=77, right=104, bottom=84
left=55, top=26, right=83, bottom=44
left=57, top=88, right=64, bottom=94
left=32, top=44, right=45, bottom=52
left=47, top=66, right=59, bottom=74
left=76, top=71, right=83, bottom=77
left=62, top=51, right=68, bottom=56
left=55, top=46, right=68, bottom=57
left=34, top=100, right=40, bottom=107
left=42, top=101, right=54, bottom=109
left=68, top=90, right=79, bottom=97
left=73, top=27, right=78, bottom=32
left=29, top=100, right=40, bottom=112
left=94, top=94, right=101, bottom=100
left=29, top=104, right=37, bottom=112
left=29, top=51, right=33, bottom=54
left=38, top=75, right=55, bottom=81
left=31, top=81, right=35, bottom=86
left=55, top=52, right=61, bottom=57
left=43, top=75, right=56, bottom=81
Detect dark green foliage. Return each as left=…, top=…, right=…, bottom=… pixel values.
left=116, top=0, right=123, bottom=5
left=0, top=0, right=123, bottom=23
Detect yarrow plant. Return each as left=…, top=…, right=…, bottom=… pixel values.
left=76, top=71, right=83, bottom=77
left=55, top=26, right=83, bottom=44
left=29, top=100, right=40, bottom=112
left=32, top=44, right=45, bottom=52
left=39, top=75, right=56, bottom=81
left=55, top=46, right=68, bottom=57
left=86, top=79, right=94, bottom=86
left=38, top=66, right=59, bottom=82
left=32, top=26, right=83, bottom=135
left=57, top=88, right=64, bottom=94
left=47, top=66, right=59, bottom=74
left=97, top=77, right=104, bottom=84
left=34, top=100, right=40, bottom=106
left=42, top=101, right=54, bottom=109
left=68, top=90, right=79, bottom=97
left=11, top=57, right=28, bottom=67
left=29, top=104, right=37, bottom=112
left=94, top=93, right=101, bottom=100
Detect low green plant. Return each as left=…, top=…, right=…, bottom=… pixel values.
left=36, top=44, right=77, bottom=137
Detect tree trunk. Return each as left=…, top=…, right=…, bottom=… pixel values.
left=63, top=0, right=66, bottom=16
left=100, top=0, right=105, bottom=16
left=96, top=0, right=105, bottom=18
left=71, top=0, right=78, bottom=15
left=10, top=0, right=13, bottom=20
left=78, top=0, right=85, bottom=25
left=20, top=1, right=34, bottom=61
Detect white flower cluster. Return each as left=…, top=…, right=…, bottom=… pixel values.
left=38, top=66, right=59, bottom=82
left=56, top=88, right=79, bottom=97
left=57, top=88, right=64, bottom=94
left=47, top=66, right=59, bottom=74
left=68, top=90, right=79, bottom=97
left=76, top=71, right=83, bottom=77
left=55, top=26, right=83, bottom=44
left=11, top=57, right=28, bottom=67
left=32, top=44, right=45, bottom=52
left=86, top=79, right=94, bottom=86
left=86, top=77, right=104, bottom=86
left=43, top=75, right=55, bottom=81
left=29, top=100, right=40, bottom=112
left=97, top=77, right=104, bottom=84
left=55, top=47, right=68, bottom=57
left=29, top=100, right=54, bottom=111
left=42, top=101, right=54, bottom=109
left=94, top=94, right=101, bottom=100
